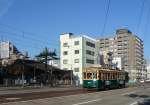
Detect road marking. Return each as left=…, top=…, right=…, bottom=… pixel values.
left=5, top=97, right=21, bottom=100
left=129, top=99, right=144, bottom=105
left=121, top=91, right=135, bottom=96
left=72, top=99, right=102, bottom=105
left=130, top=101, right=138, bottom=105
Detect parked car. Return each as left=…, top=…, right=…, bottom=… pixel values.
left=140, top=79, right=144, bottom=83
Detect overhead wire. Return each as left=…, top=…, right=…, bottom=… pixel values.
left=101, top=0, right=111, bottom=37
left=0, top=23, right=60, bottom=57
left=0, top=23, right=59, bottom=46
left=137, top=0, right=146, bottom=32
left=0, top=30, right=59, bottom=47
left=144, top=5, right=150, bottom=38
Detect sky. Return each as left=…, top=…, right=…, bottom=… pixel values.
left=0, top=0, right=149, bottom=60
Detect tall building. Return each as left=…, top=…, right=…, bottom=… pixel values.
left=98, top=29, right=144, bottom=82
left=60, top=33, right=99, bottom=84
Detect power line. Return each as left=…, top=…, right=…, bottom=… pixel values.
left=137, top=0, right=146, bottom=32
left=0, top=30, right=59, bottom=47
left=0, top=23, right=59, bottom=46
left=0, top=30, right=60, bottom=57
left=144, top=6, right=150, bottom=38
left=101, top=0, right=111, bottom=36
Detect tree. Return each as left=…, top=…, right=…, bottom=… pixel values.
left=35, top=47, right=59, bottom=86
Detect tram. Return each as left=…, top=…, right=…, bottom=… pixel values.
left=83, top=66, right=129, bottom=90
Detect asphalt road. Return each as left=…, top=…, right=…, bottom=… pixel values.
left=0, top=83, right=150, bottom=105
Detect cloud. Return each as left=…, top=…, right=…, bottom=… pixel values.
left=0, top=0, right=13, bottom=19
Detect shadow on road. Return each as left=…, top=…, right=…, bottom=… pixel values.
left=124, top=93, right=150, bottom=105
left=125, top=94, right=149, bottom=99
left=138, top=98, right=150, bottom=105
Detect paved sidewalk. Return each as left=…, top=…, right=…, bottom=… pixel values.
left=0, top=86, right=81, bottom=95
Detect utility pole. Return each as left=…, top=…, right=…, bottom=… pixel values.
left=70, top=70, right=73, bottom=85
left=21, top=60, right=24, bottom=88
left=50, top=60, right=53, bottom=87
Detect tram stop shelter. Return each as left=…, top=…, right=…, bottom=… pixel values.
left=0, top=59, right=72, bottom=86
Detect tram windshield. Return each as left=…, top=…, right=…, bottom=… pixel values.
left=84, top=72, right=97, bottom=79
left=87, top=73, right=92, bottom=79
left=93, top=72, right=97, bottom=79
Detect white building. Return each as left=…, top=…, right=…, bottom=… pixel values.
left=112, top=57, right=122, bottom=70
left=60, top=33, right=99, bottom=84
left=48, top=59, right=60, bottom=68
left=147, top=64, right=150, bottom=79
left=0, top=41, right=23, bottom=66
left=0, top=41, right=21, bottom=59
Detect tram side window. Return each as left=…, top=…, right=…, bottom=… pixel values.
left=108, top=73, right=110, bottom=80
left=116, top=73, right=118, bottom=79
left=99, top=73, right=101, bottom=79
left=105, top=73, right=107, bottom=80
left=118, top=73, right=120, bottom=79
left=113, top=73, right=115, bottom=79
left=120, top=73, right=123, bottom=80
left=113, top=73, right=115, bottom=80
left=103, top=73, right=105, bottom=80
left=104, top=73, right=106, bottom=80
left=106, top=73, right=108, bottom=80
left=123, top=73, right=125, bottom=80
left=121, top=73, right=125, bottom=80
left=120, top=74, right=122, bottom=80
left=100, top=72, right=103, bottom=80
left=115, top=73, right=117, bottom=79
left=110, top=73, right=112, bottom=80
left=87, top=73, right=92, bottom=79
left=120, top=73, right=122, bottom=80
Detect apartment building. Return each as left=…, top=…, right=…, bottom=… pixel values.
left=98, top=29, right=144, bottom=82
left=60, top=33, right=99, bottom=84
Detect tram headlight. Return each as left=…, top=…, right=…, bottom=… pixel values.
left=93, top=78, right=96, bottom=81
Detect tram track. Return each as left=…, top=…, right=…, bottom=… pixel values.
left=0, top=89, right=96, bottom=104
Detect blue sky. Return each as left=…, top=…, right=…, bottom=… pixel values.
left=0, top=0, right=149, bottom=60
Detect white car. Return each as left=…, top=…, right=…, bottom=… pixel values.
left=140, top=79, right=144, bottom=83
left=145, top=79, right=150, bottom=82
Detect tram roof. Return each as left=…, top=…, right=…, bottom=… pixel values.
left=83, top=66, right=125, bottom=73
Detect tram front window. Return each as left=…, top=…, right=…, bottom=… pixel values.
left=87, top=73, right=92, bottom=79
left=83, top=72, right=86, bottom=79
left=93, top=72, right=97, bottom=79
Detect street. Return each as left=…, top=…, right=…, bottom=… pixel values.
left=0, top=83, right=150, bottom=105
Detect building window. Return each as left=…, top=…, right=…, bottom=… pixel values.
left=74, top=68, right=79, bottom=72
left=75, top=50, right=79, bottom=54
left=86, top=59, right=94, bottom=64
left=63, top=43, right=68, bottom=47
left=63, top=59, right=68, bottom=64
left=86, top=50, right=94, bottom=56
left=86, top=41, right=95, bottom=48
left=63, top=51, right=68, bottom=55
left=74, top=41, right=79, bottom=45
left=74, top=59, right=79, bottom=63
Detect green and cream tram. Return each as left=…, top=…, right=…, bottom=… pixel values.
left=83, top=66, right=129, bottom=90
